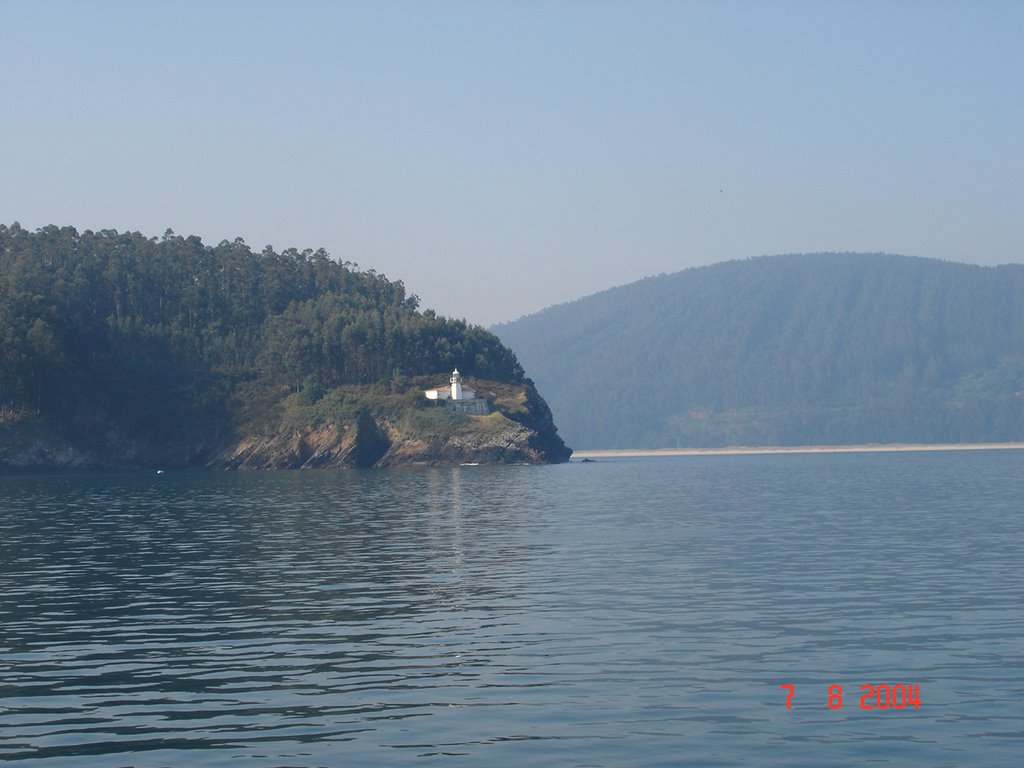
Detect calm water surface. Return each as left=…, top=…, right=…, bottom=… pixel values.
left=1, top=451, right=1023, bottom=766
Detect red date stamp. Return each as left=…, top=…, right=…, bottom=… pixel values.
left=780, top=683, right=921, bottom=710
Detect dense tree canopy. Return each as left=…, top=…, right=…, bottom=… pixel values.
left=496, top=253, right=1024, bottom=448
left=0, top=223, right=524, bottom=442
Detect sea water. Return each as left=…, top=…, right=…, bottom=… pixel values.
left=1, top=451, right=1022, bottom=767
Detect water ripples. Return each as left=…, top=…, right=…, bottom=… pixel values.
left=2, top=454, right=1023, bottom=766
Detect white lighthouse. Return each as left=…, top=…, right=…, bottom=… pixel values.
left=423, top=367, right=488, bottom=414
left=424, top=368, right=476, bottom=402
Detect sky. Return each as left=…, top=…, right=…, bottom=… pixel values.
left=3, top=0, right=1022, bottom=326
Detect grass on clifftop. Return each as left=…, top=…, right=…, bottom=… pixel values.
left=231, top=376, right=528, bottom=438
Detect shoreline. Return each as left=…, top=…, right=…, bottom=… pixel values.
left=572, top=442, right=1024, bottom=459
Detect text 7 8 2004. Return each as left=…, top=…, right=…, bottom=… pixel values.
left=780, top=683, right=921, bottom=710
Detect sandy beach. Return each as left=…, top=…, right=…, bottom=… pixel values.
left=571, top=443, right=1024, bottom=459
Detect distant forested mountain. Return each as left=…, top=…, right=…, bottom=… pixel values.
left=494, top=253, right=1024, bottom=448
left=0, top=223, right=569, bottom=468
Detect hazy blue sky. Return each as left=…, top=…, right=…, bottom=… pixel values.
left=3, top=0, right=1022, bottom=325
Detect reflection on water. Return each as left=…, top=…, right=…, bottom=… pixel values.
left=1, top=453, right=1023, bottom=766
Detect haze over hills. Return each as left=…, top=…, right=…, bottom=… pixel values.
left=494, top=253, right=1024, bottom=449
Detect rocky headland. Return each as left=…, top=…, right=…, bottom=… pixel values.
left=0, top=378, right=571, bottom=472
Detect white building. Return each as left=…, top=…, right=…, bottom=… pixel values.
left=424, top=368, right=476, bottom=401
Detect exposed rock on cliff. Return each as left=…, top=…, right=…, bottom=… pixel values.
left=377, top=416, right=557, bottom=467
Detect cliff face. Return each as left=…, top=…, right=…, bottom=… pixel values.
left=0, top=379, right=571, bottom=471
left=208, top=416, right=563, bottom=469
left=208, top=380, right=572, bottom=469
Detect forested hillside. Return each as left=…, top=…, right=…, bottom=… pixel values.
left=0, top=223, right=568, bottom=468
left=495, top=253, right=1024, bottom=448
